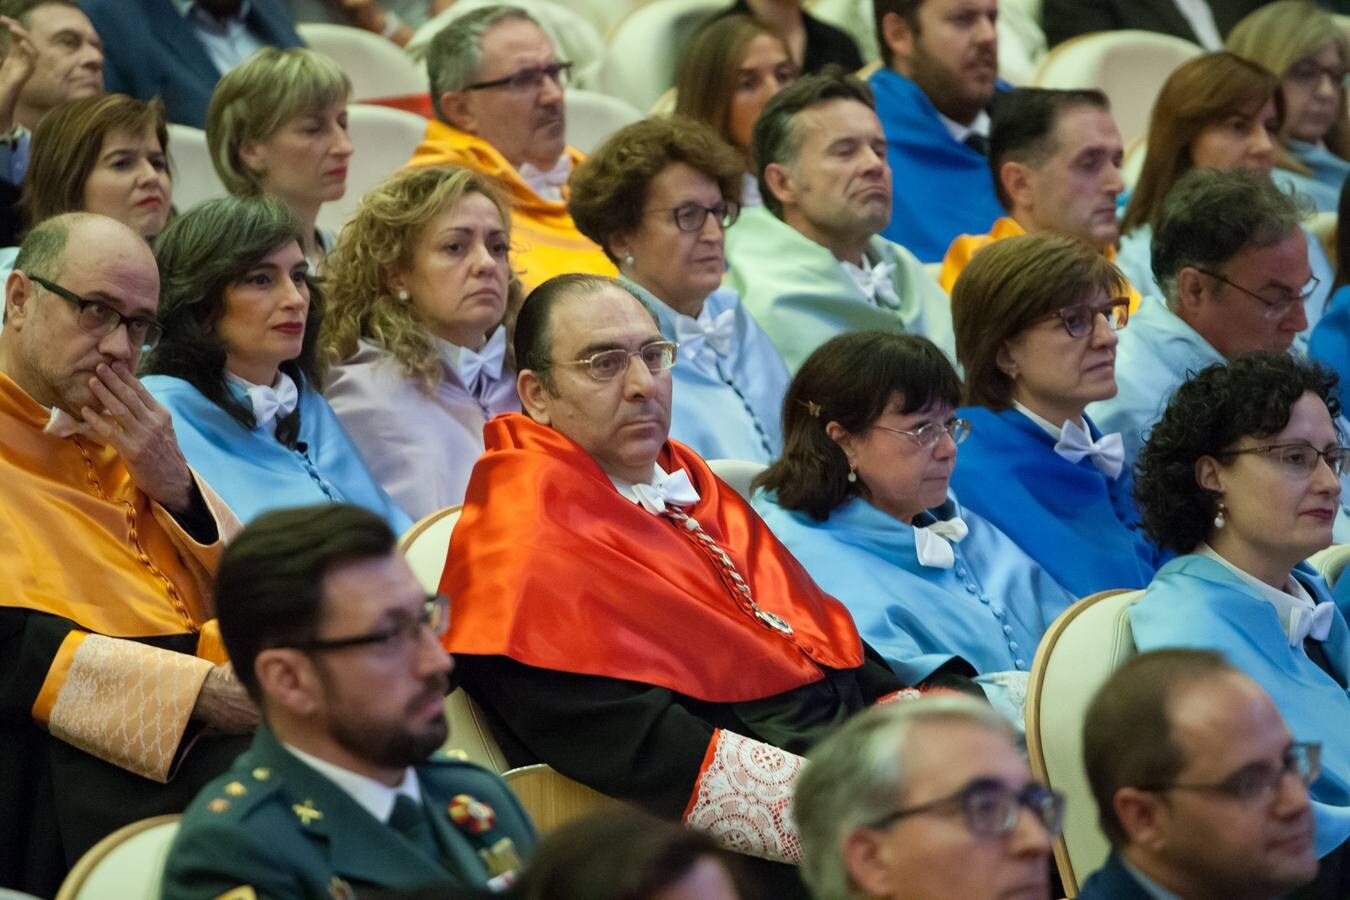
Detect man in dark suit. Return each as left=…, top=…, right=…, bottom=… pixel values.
left=1042, top=0, right=1271, bottom=50
left=1078, top=649, right=1324, bottom=899
left=78, top=0, right=302, bottom=127
left=162, top=503, right=536, bottom=898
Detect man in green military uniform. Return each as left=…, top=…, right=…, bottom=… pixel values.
left=161, top=504, right=535, bottom=898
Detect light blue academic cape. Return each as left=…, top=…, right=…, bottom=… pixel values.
left=1130, top=554, right=1350, bottom=857
left=951, top=407, right=1164, bottom=596
left=753, top=492, right=1076, bottom=685
left=1273, top=141, right=1350, bottom=213
left=868, top=68, right=1006, bottom=263
left=622, top=279, right=788, bottom=464
left=144, top=374, right=413, bottom=534
left=1310, top=284, right=1350, bottom=397
left=724, top=205, right=957, bottom=373
left=1114, top=222, right=1333, bottom=346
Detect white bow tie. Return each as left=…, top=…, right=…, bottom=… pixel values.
left=230, top=372, right=299, bottom=435
left=456, top=329, right=507, bottom=397
left=1054, top=419, right=1124, bottom=479
left=519, top=155, right=572, bottom=201
left=913, top=516, right=969, bottom=569
left=842, top=259, right=901, bottom=310
left=631, top=468, right=702, bottom=515
left=674, top=307, right=736, bottom=360
left=1289, top=601, right=1337, bottom=647
left=44, top=407, right=105, bottom=444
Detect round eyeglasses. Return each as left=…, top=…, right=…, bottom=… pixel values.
left=867, top=778, right=1065, bottom=839
left=545, top=340, right=679, bottom=382
left=871, top=417, right=972, bottom=450
left=1215, top=443, right=1349, bottom=478
left=1035, top=297, right=1130, bottom=339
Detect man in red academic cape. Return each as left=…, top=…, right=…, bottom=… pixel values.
left=440, top=273, right=926, bottom=892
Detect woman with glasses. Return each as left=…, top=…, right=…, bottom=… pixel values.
left=568, top=116, right=789, bottom=463
left=753, top=331, right=1074, bottom=716
left=1129, top=351, right=1350, bottom=878
left=1227, top=1, right=1350, bottom=213
left=949, top=234, right=1166, bottom=596
left=140, top=195, right=412, bottom=533
left=322, top=166, right=521, bottom=518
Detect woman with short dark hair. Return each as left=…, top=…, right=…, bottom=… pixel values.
left=754, top=330, right=1074, bottom=704
left=140, top=195, right=410, bottom=533
left=1130, top=351, right=1350, bottom=881
left=949, top=233, right=1165, bottom=596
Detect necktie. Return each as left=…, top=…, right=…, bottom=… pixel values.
left=1288, top=601, right=1337, bottom=647
left=631, top=467, right=702, bottom=515
left=456, top=329, right=507, bottom=400
left=913, top=517, right=970, bottom=569
left=964, top=132, right=990, bottom=156
left=233, top=372, right=299, bottom=435
left=1054, top=419, right=1125, bottom=479
left=674, top=307, right=737, bottom=362
left=519, top=154, right=572, bottom=201
left=388, top=794, right=441, bottom=862
left=44, top=407, right=104, bottom=443
left=842, top=259, right=902, bottom=310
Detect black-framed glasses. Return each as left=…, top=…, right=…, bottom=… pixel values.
left=544, top=340, right=678, bottom=382
left=464, top=61, right=572, bottom=92
left=1215, top=442, right=1350, bottom=478
left=1195, top=268, right=1320, bottom=321
left=647, top=200, right=741, bottom=233
left=868, top=778, right=1065, bottom=839
left=289, top=594, right=450, bottom=655
left=872, top=417, right=972, bottom=450
left=1035, top=297, right=1130, bottom=339
left=1137, top=742, right=1321, bottom=805
left=28, top=274, right=163, bottom=351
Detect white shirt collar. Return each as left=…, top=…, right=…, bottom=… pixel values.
left=1196, top=543, right=1318, bottom=642
left=1012, top=400, right=1086, bottom=441
left=172, top=0, right=252, bottom=22
left=436, top=326, right=507, bottom=389
left=1120, top=858, right=1184, bottom=900
left=937, top=109, right=990, bottom=145
left=283, top=743, right=421, bottom=824
left=1171, top=0, right=1223, bottom=50
left=608, top=462, right=689, bottom=507
left=518, top=154, right=572, bottom=202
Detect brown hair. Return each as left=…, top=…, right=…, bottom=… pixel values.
left=674, top=14, right=793, bottom=157
left=1121, top=52, right=1279, bottom=234
left=21, top=93, right=169, bottom=228
left=568, top=115, right=744, bottom=265
left=952, top=233, right=1128, bottom=410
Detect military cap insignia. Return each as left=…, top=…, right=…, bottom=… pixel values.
left=293, top=799, right=324, bottom=826
left=448, top=794, right=496, bottom=833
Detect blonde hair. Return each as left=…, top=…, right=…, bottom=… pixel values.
left=206, top=47, right=352, bottom=196
left=1226, top=0, right=1350, bottom=168
left=322, top=165, right=520, bottom=393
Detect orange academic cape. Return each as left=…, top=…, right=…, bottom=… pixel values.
left=405, top=122, right=616, bottom=293
left=440, top=414, right=865, bottom=704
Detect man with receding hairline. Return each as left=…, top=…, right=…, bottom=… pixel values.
left=0, top=212, right=251, bottom=893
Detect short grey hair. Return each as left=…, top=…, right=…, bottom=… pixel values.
left=794, top=695, right=1013, bottom=900
left=1151, top=167, right=1307, bottom=308
left=426, top=5, right=539, bottom=122
left=13, top=214, right=72, bottom=282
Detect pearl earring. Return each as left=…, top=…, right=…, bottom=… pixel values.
left=847, top=465, right=857, bottom=483
left=623, top=254, right=634, bottom=267
left=397, top=289, right=410, bottom=302
left=1213, top=501, right=1226, bottom=529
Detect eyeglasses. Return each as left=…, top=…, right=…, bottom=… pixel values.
left=464, top=61, right=573, bottom=92
left=1137, top=742, right=1321, bottom=805
left=872, top=417, right=972, bottom=450
left=1215, top=442, right=1350, bottom=478
left=646, top=200, right=741, bottom=233
left=1195, top=268, right=1320, bottom=321
left=868, top=778, right=1065, bottom=839
left=289, top=594, right=450, bottom=655
left=545, top=340, right=678, bottom=382
left=28, top=274, right=163, bottom=352
left=1285, top=59, right=1348, bottom=87
left=1035, top=297, right=1130, bottom=339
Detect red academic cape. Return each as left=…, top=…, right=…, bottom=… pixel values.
left=440, top=414, right=865, bottom=703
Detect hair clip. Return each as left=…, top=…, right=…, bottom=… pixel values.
left=799, top=399, right=822, bottom=418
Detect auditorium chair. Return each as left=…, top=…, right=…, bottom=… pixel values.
left=55, top=815, right=181, bottom=900
left=1309, top=543, right=1350, bottom=588
left=297, top=23, right=428, bottom=102
left=594, top=0, right=726, bottom=112
left=166, top=124, right=229, bottom=215
left=1025, top=588, right=1144, bottom=897
left=502, top=764, right=620, bottom=834
left=707, top=459, right=767, bottom=502
left=564, top=90, right=644, bottom=154
left=314, top=103, right=430, bottom=236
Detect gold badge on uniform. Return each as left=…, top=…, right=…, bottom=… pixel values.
left=213, top=887, right=257, bottom=900
left=252, top=767, right=271, bottom=781
left=208, top=798, right=231, bottom=814
left=477, top=837, right=523, bottom=879
left=225, top=782, right=247, bottom=797
left=293, top=799, right=324, bottom=825
left=326, top=876, right=354, bottom=900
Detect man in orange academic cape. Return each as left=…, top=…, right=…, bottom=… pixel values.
left=0, top=214, right=255, bottom=895
left=440, top=274, right=923, bottom=893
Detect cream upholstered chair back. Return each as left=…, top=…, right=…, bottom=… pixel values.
left=314, top=103, right=429, bottom=237
left=595, top=0, right=725, bottom=112
left=1308, top=543, right=1350, bottom=588
left=399, top=506, right=509, bottom=772
left=564, top=89, right=644, bottom=154
left=1025, top=588, right=1145, bottom=896
left=55, top=815, right=180, bottom=900
left=297, top=23, right=427, bottom=101
left=166, top=124, right=229, bottom=215
left=1032, top=31, right=1202, bottom=148
left=707, top=459, right=768, bottom=502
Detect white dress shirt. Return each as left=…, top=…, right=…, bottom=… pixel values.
left=171, top=0, right=269, bottom=76
left=1172, top=0, right=1223, bottom=50
left=1196, top=543, right=1323, bottom=648
left=284, top=743, right=422, bottom=824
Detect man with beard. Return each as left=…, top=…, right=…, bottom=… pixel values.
left=162, top=503, right=536, bottom=898
left=79, top=0, right=302, bottom=127
left=407, top=5, right=614, bottom=292
left=869, top=0, right=1005, bottom=263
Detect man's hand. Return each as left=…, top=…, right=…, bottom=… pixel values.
left=0, top=16, right=37, bottom=134
left=81, top=362, right=196, bottom=513
left=192, top=663, right=260, bottom=735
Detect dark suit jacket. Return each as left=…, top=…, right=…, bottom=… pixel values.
left=79, top=0, right=303, bottom=127
left=1042, top=0, right=1272, bottom=49
left=1076, top=852, right=1163, bottom=900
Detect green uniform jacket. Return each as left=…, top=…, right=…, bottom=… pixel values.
left=724, top=205, right=957, bottom=373
left=160, top=726, right=535, bottom=899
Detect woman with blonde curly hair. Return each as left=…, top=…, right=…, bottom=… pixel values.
left=323, top=165, right=521, bottom=517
